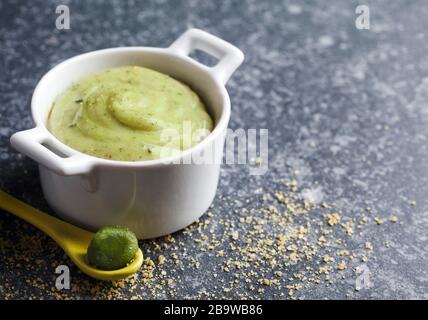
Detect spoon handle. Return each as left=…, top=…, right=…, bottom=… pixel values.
left=0, top=190, right=84, bottom=244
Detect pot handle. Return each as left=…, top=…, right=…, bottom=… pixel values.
left=169, top=28, right=244, bottom=85
left=10, top=127, right=94, bottom=176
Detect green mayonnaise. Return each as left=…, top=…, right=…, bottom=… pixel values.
left=47, top=66, right=213, bottom=161
left=87, top=225, right=138, bottom=271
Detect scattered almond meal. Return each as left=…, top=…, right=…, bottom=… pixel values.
left=325, top=213, right=341, bottom=226
left=337, top=261, right=347, bottom=270
left=158, top=255, right=166, bottom=265
left=0, top=179, right=401, bottom=300
left=374, top=217, right=384, bottom=225
left=389, top=215, right=398, bottom=223
left=254, top=158, right=263, bottom=166
left=322, top=255, right=334, bottom=263
left=365, top=242, right=374, bottom=251
left=231, top=230, right=239, bottom=241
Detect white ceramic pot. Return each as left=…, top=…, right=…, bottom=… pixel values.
left=10, top=29, right=244, bottom=239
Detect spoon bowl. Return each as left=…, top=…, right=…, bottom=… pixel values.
left=0, top=190, right=143, bottom=281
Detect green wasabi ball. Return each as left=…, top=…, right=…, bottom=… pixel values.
left=87, top=226, right=139, bottom=271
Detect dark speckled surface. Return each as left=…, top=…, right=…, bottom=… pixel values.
left=1, top=0, right=428, bottom=299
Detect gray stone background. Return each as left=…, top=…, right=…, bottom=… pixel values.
left=0, top=0, right=427, bottom=299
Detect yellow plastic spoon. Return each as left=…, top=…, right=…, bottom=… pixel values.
left=0, top=190, right=143, bottom=281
